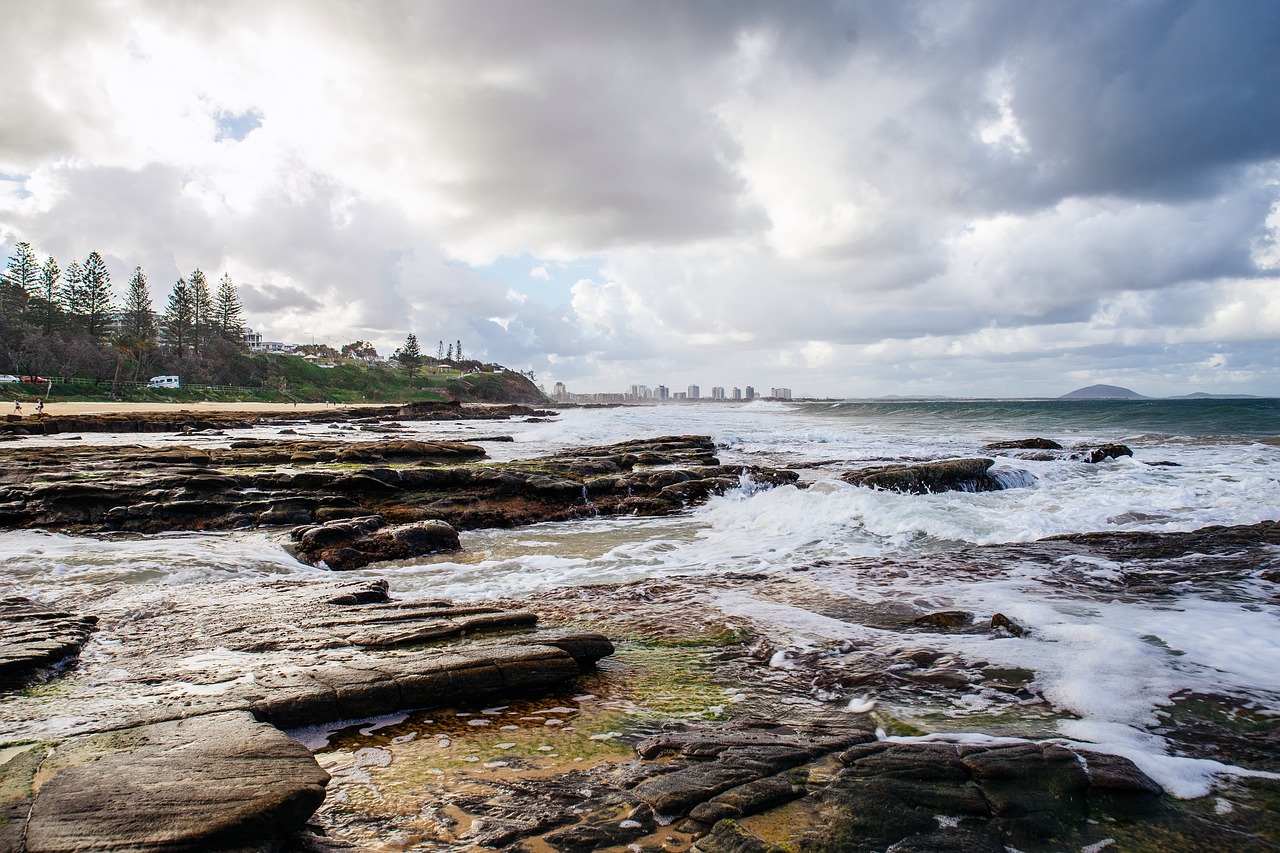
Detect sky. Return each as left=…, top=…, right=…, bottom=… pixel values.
left=1, top=0, right=1278, bottom=398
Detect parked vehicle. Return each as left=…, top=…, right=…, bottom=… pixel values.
left=0, top=374, right=19, bottom=383
left=148, top=375, right=181, bottom=389
left=20, top=375, right=49, bottom=384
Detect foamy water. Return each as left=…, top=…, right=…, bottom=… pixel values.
left=3, top=399, right=1278, bottom=797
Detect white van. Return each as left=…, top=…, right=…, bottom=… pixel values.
left=148, top=375, right=181, bottom=389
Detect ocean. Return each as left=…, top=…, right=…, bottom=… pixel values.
left=3, top=398, right=1278, bottom=800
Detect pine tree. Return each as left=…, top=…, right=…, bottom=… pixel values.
left=446, top=343, right=453, bottom=361
left=163, top=277, right=194, bottom=352
left=437, top=340, right=445, bottom=360
left=76, top=249, right=114, bottom=338
left=189, top=268, right=212, bottom=355
left=122, top=266, right=156, bottom=343
left=456, top=339, right=463, bottom=362
left=61, top=260, right=83, bottom=320
left=213, top=273, right=244, bottom=343
left=36, top=255, right=61, bottom=333
left=2, top=241, right=39, bottom=320
left=396, top=332, right=423, bottom=376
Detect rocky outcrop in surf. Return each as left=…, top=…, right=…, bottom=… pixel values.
left=0, top=435, right=799, bottom=541
left=841, top=457, right=1009, bottom=493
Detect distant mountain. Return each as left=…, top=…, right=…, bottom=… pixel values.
left=1059, top=384, right=1148, bottom=400
left=1168, top=391, right=1263, bottom=400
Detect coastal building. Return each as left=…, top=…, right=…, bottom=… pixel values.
left=673, top=391, right=688, bottom=400
left=711, top=386, right=726, bottom=400
left=732, top=387, right=742, bottom=400
left=553, top=381, right=567, bottom=400
left=243, top=328, right=263, bottom=350
left=688, top=385, right=700, bottom=399
left=745, top=386, right=755, bottom=400
left=770, top=387, right=792, bottom=400
left=656, top=385, right=669, bottom=400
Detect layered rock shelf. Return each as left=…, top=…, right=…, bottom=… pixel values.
left=0, top=578, right=613, bottom=851
left=0, top=434, right=799, bottom=537
left=0, top=401, right=552, bottom=436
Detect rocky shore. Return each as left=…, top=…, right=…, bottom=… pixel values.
left=0, top=401, right=550, bottom=437
left=0, top=434, right=798, bottom=540
left=2, top=414, right=1277, bottom=851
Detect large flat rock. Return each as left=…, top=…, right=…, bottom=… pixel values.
left=18, top=711, right=328, bottom=853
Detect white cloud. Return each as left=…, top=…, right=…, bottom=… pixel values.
left=1, top=0, right=1278, bottom=396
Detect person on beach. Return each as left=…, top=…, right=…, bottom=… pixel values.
left=35, top=399, right=43, bottom=415
left=13, top=401, right=21, bottom=415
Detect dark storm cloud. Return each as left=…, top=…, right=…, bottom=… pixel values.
left=1002, top=0, right=1280, bottom=203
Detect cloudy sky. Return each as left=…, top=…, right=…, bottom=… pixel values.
left=2, top=0, right=1278, bottom=397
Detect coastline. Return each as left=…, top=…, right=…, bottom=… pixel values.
left=12, top=400, right=389, bottom=416
left=1, top=402, right=1277, bottom=851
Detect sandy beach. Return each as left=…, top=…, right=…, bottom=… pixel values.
left=23, top=401, right=387, bottom=416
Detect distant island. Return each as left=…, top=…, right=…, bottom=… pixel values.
left=1060, top=384, right=1263, bottom=400
left=1059, top=384, right=1148, bottom=400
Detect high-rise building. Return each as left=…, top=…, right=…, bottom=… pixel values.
left=770, top=387, right=792, bottom=400
left=688, top=385, right=700, bottom=399
left=711, top=386, right=726, bottom=400
left=732, top=387, right=742, bottom=400
left=656, top=385, right=669, bottom=400
left=745, top=386, right=755, bottom=400
left=552, top=382, right=567, bottom=400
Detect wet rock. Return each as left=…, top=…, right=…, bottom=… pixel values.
left=981, top=438, right=1063, bottom=451
left=1081, top=443, right=1134, bottom=463
left=632, top=722, right=874, bottom=817
left=0, top=598, right=97, bottom=687
left=21, top=710, right=328, bottom=853
left=291, top=515, right=461, bottom=570
left=990, top=612, right=1027, bottom=636
left=914, top=610, right=973, bottom=629
left=0, top=578, right=612, bottom=745
left=1077, top=750, right=1163, bottom=795
left=0, top=435, right=798, bottom=536
left=824, top=740, right=1161, bottom=852
left=842, top=458, right=1002, bottom=494
left=693, top=820, right=789, bottom=853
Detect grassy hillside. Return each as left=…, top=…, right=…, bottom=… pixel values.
left=1, top=356, right=549, bottom=405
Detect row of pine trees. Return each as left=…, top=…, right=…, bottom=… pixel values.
left=1, top=241, right=245, bottom=353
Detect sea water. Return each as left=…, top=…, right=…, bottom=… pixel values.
left=2, top=398, right=1278, bottom=796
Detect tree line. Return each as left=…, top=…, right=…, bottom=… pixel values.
left=1, top=241, right=248, bottom=389
left=393, top=333, right=477, bottom=375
